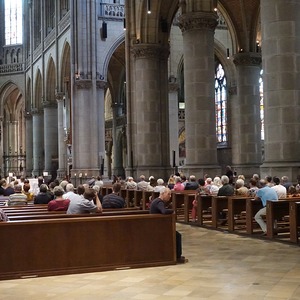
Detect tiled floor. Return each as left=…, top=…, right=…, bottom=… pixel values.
left=1, top=223, right=300, bottom=300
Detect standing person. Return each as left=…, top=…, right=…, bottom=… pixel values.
left=102, top=183, right=125, bottom=208
left=225, top=165, right=234, bottom=184
left=150, top=187, right=188, bottom=264
left=254, top=179, right=278, bottom=235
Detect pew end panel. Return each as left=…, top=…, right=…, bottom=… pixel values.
left=0, top=214, right=176, bottom=280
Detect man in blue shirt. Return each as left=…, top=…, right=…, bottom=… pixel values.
left=254, top=179, right=278, bottom=235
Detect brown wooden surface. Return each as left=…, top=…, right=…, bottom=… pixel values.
left=196, top=195, right=212, bottom=226
left=211, top=196, right=228, bottom=228
left=289, top=201, right=300, bottom=243
left=0, top=213, right=176, bottom=280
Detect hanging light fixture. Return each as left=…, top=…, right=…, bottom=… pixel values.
left=226, top=48, right=230, bottom=59
left=123, top=18, right=126, bottom=30
left=147, top=0, right=151, bottom=14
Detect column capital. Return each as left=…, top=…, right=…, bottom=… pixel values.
left=131, top=43, right=170, bottom=60
left=96, top=80, right=108, bottom=89
left=42, top=100, right=57, bottom=109
left=75, top=79, right=93, bottom=89
left=31, top=108, right=43, bottom=115
left=178, top=12, right=218, bottom=33
left=233, top=52, right=262, bottom=67
left=55, top=92, right=65, bottom=102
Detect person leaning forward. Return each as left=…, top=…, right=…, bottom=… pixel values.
left=150, top=187, right=188, bottom=264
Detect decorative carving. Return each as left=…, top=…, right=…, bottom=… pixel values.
left=169, top=82, right=179, bottom=92
left=75, top=79, right=93, bottom=89
left=131, top=44, right=170, bottom=60
left=233, top=52, right=262, bottom=66
left=55, top=92, right=65, bottom=102
left=178, top=12, right=218, bottom=33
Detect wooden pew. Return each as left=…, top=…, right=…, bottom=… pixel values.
left=289, top=201, right=300, bottom=244
left=171, top=190, right=196, bottom=222
left=227, top=196, right=252, bottom=232
left=211, top=196, right=229, bottom=228
left=266, top=198, right=300, bottom=239
left=0, top=213, right=176, bottom=280
left=196, top=195, right=212, bottom=226
left=7, top=209, right=149, bottom=221
left=246, top=198, right=263, bottom=234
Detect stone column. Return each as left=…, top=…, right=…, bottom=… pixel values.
left=56, top=93, right=67, bottom=179
left=25, top=113, right=33, bottom=177
left=43, top=101, right=58, bottom=176
left=260, top=0, right=300, bottom=181
left=130, top=43, right=172, bottom=179
left=232, top=52, right=262, bottom=178
left=168, top=78, right=179, bottom=170
left=178, top=11, right=220, bottom=177
left=32, top=110, right=44, bottom=176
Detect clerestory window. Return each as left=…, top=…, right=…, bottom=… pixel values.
left=5, top=0, right=23, bottom=45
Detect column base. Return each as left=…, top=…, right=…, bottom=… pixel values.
left=57, top=169, right=67, bottom=180
left=231, top=164, right=262, bottom=181
left=179, top=165, right=221, bottom=179
left=260, top=162, right=300, bottom=183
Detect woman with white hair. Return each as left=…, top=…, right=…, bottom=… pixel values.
left=210, top=176, right=222, bottom=196
left=154, top=179, right=165, bottom=193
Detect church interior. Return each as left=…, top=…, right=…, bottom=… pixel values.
left=1, top=0, right=300, bottom=299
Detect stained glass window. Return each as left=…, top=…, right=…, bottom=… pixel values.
left=215, top=63, right=227, bottom=143
left=5, top=0, right=23, bottom=45
left=259, top=70, right=264, bottom=140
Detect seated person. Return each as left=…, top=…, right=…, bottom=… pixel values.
left=34, top=184, right=53, bottom=204
left=102, top=183, right=125, bottom=208
left=8, top=184, right=27, bottom=206
left=125, top=176, right=137, bottom=190
left=67, top=188, right=102, bottom=214
left=2, top=180, right=15, bottom=196
left=217, top=175, right=234, bottom=196
left=48, top=186, right=70, bottom=211
left=23, top=184, right=34, bottom=202
left=150, top=187, right=187, bottom=264
left=184, top=175, right=199, bottom=190
left=235, top=179, right=249, bottom=196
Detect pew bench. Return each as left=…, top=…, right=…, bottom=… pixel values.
left=289, top=201, right=300, bottom=244
left=0, top=213, right=176, bottom=280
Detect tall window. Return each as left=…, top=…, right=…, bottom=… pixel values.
left=215, top=62, right=227, bottom=143
left=259, top=70, right=264, bottom=140
left=5, top=0, right=23, bottom=45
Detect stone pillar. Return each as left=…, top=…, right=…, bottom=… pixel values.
left=56, top=93, right=67, bottom=179
left=130, top=43, right=172, bottom=179
left=32, top=110, right=44, bottom=176
left=43, top=101, right=58, bottom=176
left=168, top=78, right=179, bottom=170
left=25, top=113, right=33, bottom=177
left=232, top=52, right=262, bottom=178
left=260, top=0, right=300, bottom=181
left=178, top=11, right=220, bottom=177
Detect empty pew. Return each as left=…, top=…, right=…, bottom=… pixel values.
left=171, top=190, right=196, bottom=222
left=0, top=213, right=176, bottom=280
left=289, top=201, right=300, bottom=244
left=196, top=195, right=212, bottom=226
left=266, top=198, right=300, bottom=239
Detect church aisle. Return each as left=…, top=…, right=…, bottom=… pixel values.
left=1, top=223, right=300, bottom=300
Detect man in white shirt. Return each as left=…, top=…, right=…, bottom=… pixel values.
left=271, top=176, right=287, bottom=198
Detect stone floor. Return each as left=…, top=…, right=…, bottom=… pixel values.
left=1, top=223, right=300, bottom=300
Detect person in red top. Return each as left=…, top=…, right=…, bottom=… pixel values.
left=48, top=186, right=70, bottom=211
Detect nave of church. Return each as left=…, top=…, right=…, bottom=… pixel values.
left=1, top=224, right=300, bottom=299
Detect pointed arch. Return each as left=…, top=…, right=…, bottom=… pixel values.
left=46, top=56, right=56, bottom=102
left=34, top=69, right=42, bottom=110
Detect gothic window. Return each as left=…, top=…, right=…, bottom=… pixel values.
left=259, top=69, right=264, bottom=140
left=215, top=62, right=227, bottom=144
left=5, top=0, right=23, bottom=45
